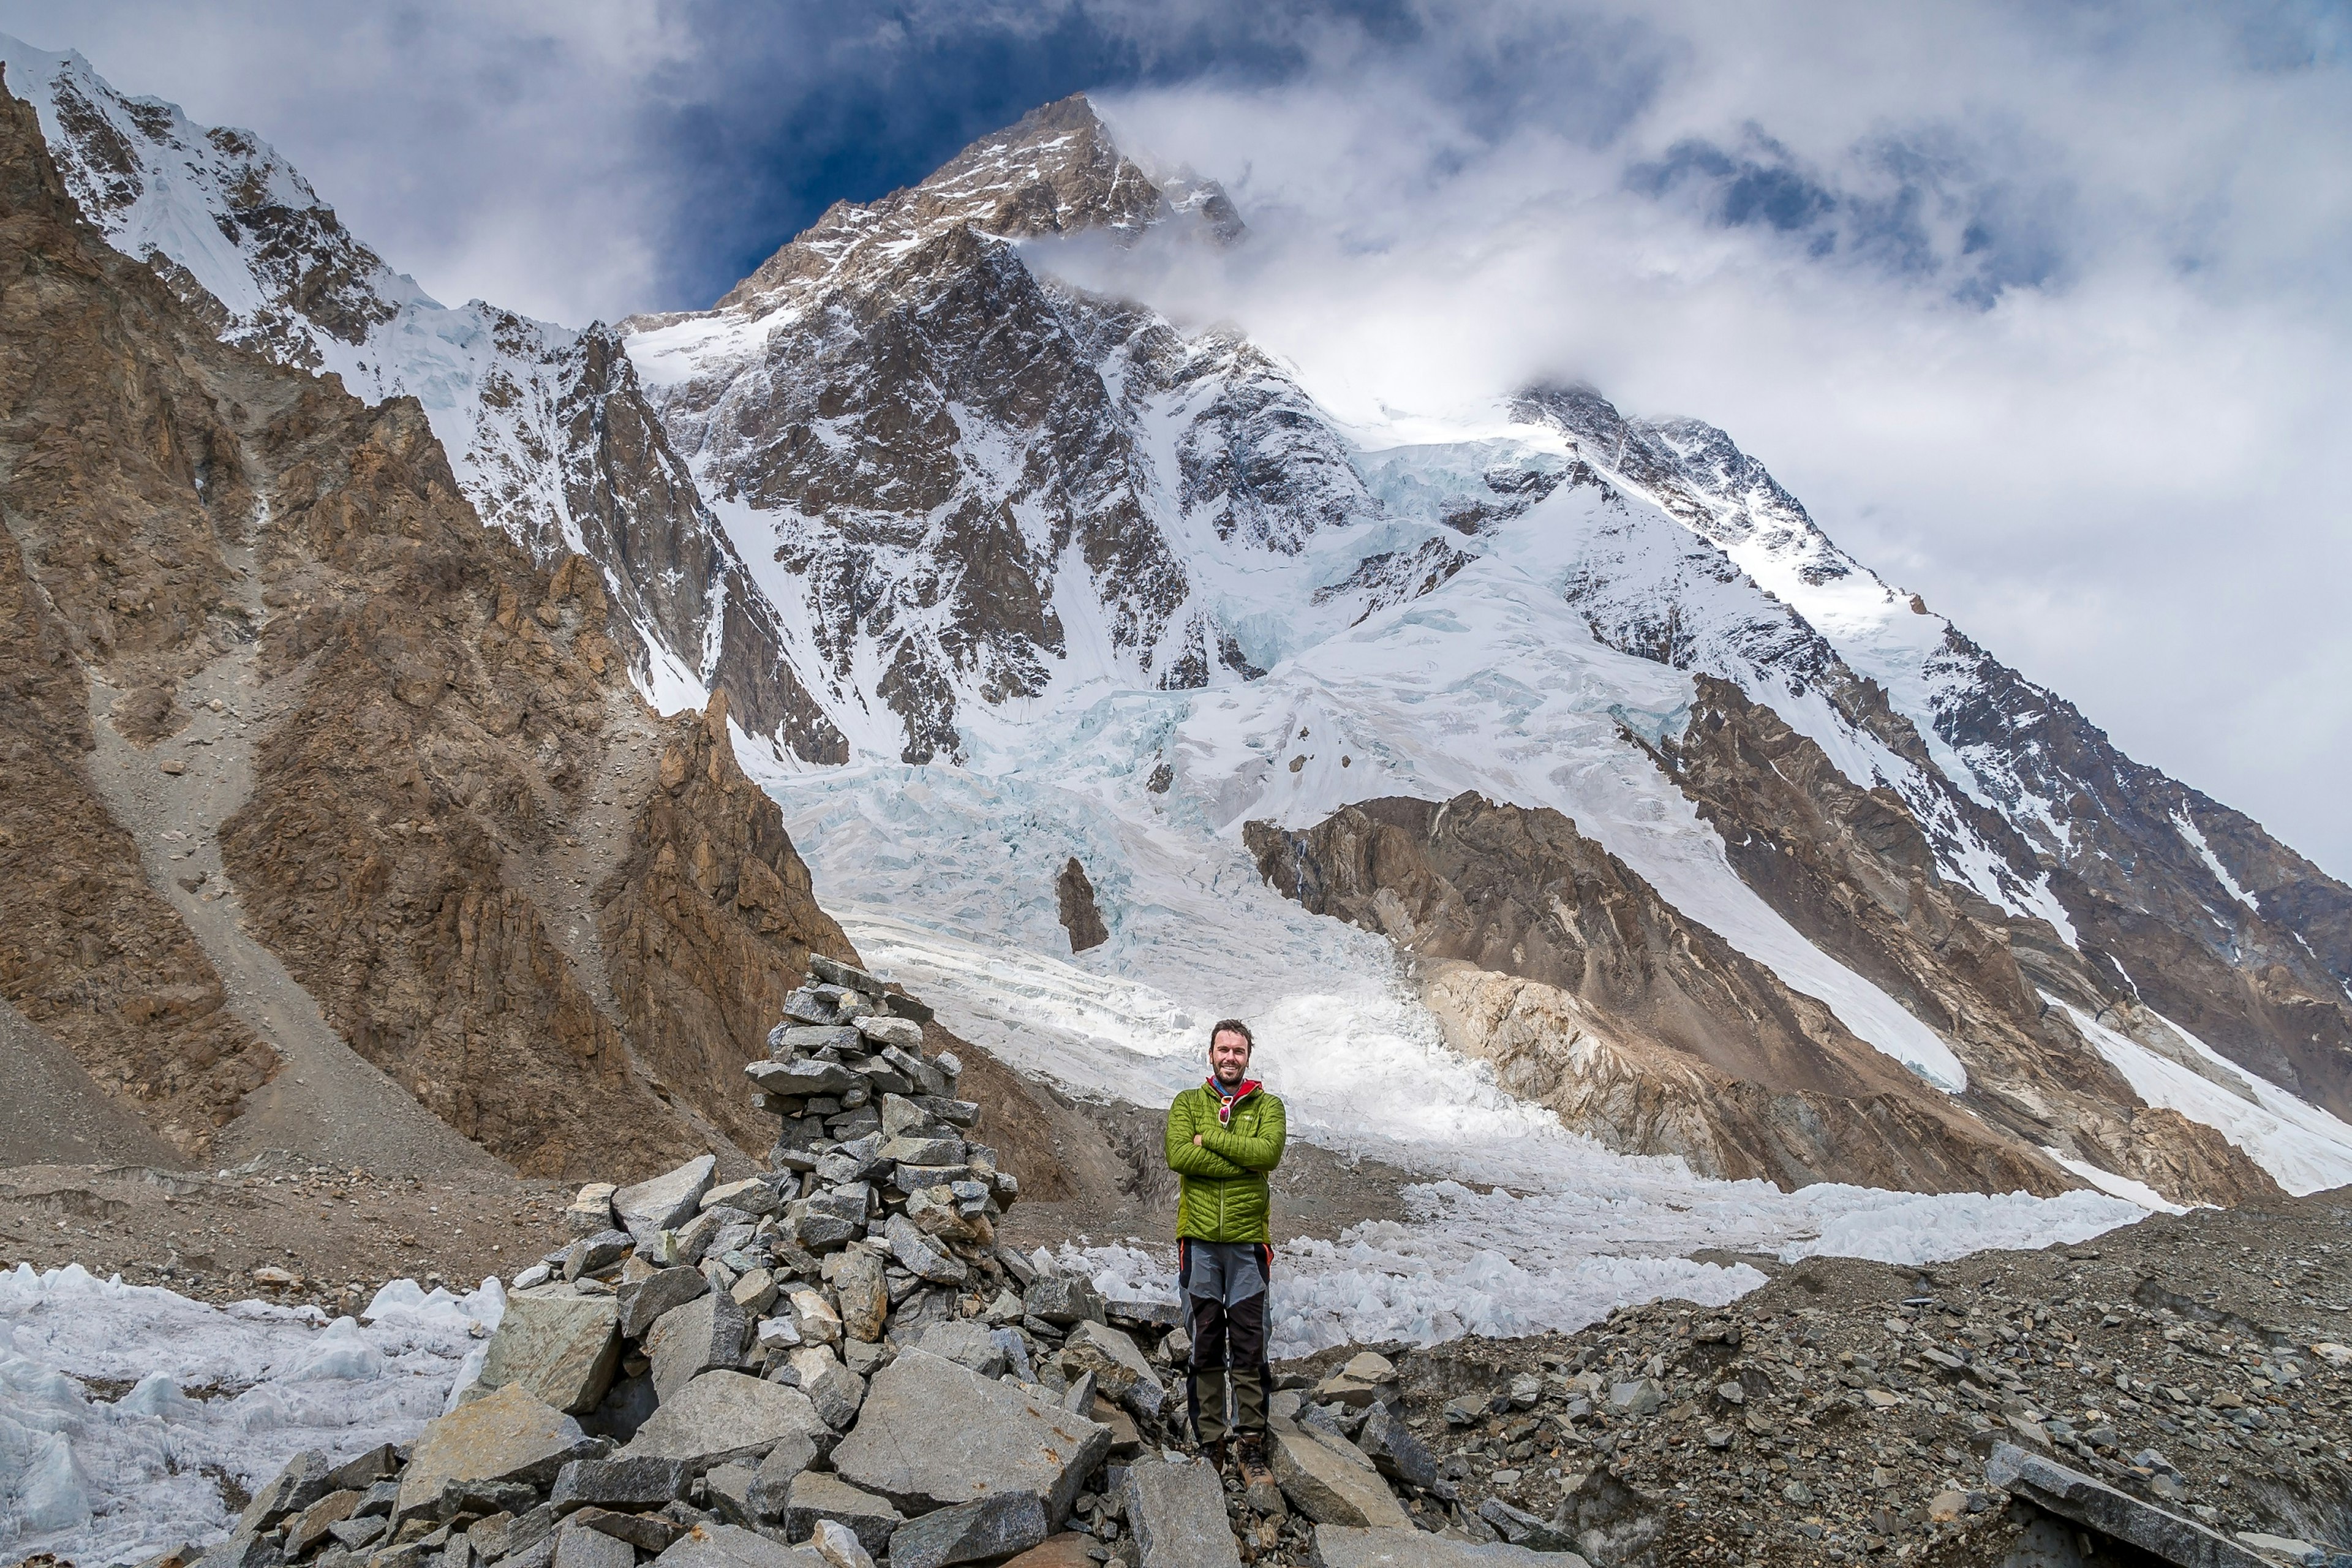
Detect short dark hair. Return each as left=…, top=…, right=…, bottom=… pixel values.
left=1208, top=1019, right=1254, bottom=1052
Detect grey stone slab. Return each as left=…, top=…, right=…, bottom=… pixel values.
left=878, top=1046, right=948, bottom=1098
left=781, top=989, right=838, bottom=1026
left=877, top=1134, right=965, bottom=1167
left=1477, top=1499, right=1580, bottom=1552
left=565, top=1230, right=635, bottom=1281
left=647, top=1287, right=748, bottom=1402
left=807, top=956, right=884, bottom=993
left=1121, top=1456, right=1243, bottom=1568
left=480, top=1289, right=621, bottom=1415
left=650, top=1521, right=824, bottom=1568
left=786, top=1346, right=864, bottom=1429
left=703, top=1178, right=782, bottom=1216
left=778, top=1473, right=900, bottom=1558
left=232, top=1450, right=333, bottom=1536
left=1984, top=1442, right=2269, bottom=1568
left=614, top=1156, right=717, bottom=1246
left=394, top=1384, right=592, bottom=1523
left=828, top=1348, right=1110, bottom=1525
left=704, top=1461, right=760, bottom=1529
left=620, top=1370, right=827, bottom=1474
left=827, top=1247, right=887, bottom=1342
left=1270, top=1429, right=1411, bottom=1530
left=751, top=1057, right=862, bottom=1099
left=1307, top=1527, right=1584, bottom=1567
left=853, top=1015, right=924, bottom=1050
left=551, top=1520, right=636, bottom=1568
left=1060, top=1322, right=1161, bottom=1419
left=549, top=1456, right=690, bottom=1516
left=888, top=1493, right=1049, bottom=1568
left=619, top=1266, right=712, bottom=1341
left=325, top=1444, right=401, bottom=1493
left=1356, top=1405, right=1438, bottom=1491
left=884, top=1213, right=968, bottom=1285
left=914, top=1321, right=1005, bottom=1377
left=1022, top=1275, right=1104, bottom=1327
left=772, top=1024, right=864, bottom=1057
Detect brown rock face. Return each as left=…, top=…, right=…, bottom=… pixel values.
left=1246, top=795, right=2063, bottom=1194
left=601, top=693, right=858, bottom=1155
left=1055, top=858, right=1109, bottom=954
left=0, top=78, right=279, bottom=1156
left=0, top=69, right=854, bottom=1177
left=1652, top=677, right=2283, bottom=1206
left=1933, top=624, right=2352, bottom=1118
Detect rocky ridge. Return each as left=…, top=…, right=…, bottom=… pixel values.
left=0, top=36, right=840, bottom=765
left=0, top=61, right=854, bottom=1177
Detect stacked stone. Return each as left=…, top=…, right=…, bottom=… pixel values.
left=198, top=958, right=1567, bottom=1568
left=747, top=954, right=1019, bottom=1291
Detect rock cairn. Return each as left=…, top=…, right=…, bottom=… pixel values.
left=187, top=957, right=1551, bottom=1568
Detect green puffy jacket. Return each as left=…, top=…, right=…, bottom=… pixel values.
left=1166, top=1082, right=1287, bottom=1243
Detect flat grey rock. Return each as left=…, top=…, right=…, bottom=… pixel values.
left=1022, top=1275, right=1103, bottom=1327
left=853, top=1015, right=924, bottom=1050
left=647, top=1288, right=747, bottom=1402
left=551, top=1520, right=636, bottom=1568
left=1308, top=1526, right=1585, bottom=1567
left=828, top=1348, right=1110, bottom=1525
left=1061, top=1321, right=1161, bottom=1418
left=1271, top=1428, right=1411, bottom=1530
left=394, top=1384, right=592, bottom=1523
left=915, top=1320, right=1005, bottom=1377
left=778, top=1472, right=902, bottom=1558
left=549, top=1456, right=691, bottom=1516
left=619, top=1266, right=711, bottom=1341
left=1984, top=1442, right=2269, bottom=1568
left=1357, top=1405, right=1438, bottom=1491
left=480, top=1289, right=620, bottom=1415
left=750, top=1058, right=861, bottom=1097
left=620, top=1370, right=827, bottom=1474
left=885, top=1213, right=968, bottom=1284
left=886, top=1493, right=1048, bottom=1568
left=808, top=955, right=884, bottom=993
left=1122, top=1455, right=1242, bottom=1568
left=829, top=1247, right=888, bottom=1342
left=650, top=1522, right=824, bottom=1568
left=614, top=1156, right=717, bottom=1246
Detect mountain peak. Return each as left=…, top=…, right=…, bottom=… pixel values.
left=715, top=92, right=1221, bottom=311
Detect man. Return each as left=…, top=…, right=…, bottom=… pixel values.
left=1165, top=1017, right=1287, bottom=1493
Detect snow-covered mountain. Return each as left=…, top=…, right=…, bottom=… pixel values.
left=15, top=40, right=2352, bottom=1212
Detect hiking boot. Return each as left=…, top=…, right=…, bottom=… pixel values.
left=1200, top=1437, right=1230, bottom=1474
left=1235, top=1433, right=1284, bottom=1515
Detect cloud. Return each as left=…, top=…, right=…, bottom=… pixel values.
left=2, top=0, right=2348, bottom=875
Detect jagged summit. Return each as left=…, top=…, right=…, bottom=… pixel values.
left=706, top=92, right=1236, bottom=314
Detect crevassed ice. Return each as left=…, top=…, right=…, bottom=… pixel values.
left=0, top=1265, right=501, bottom=1566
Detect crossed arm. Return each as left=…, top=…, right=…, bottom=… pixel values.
left=1165, top=1094, right=1287, bottom=1177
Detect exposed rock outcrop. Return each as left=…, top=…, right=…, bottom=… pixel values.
left=1055, top=857, right=1109, bottom=953
left=1246, top=796, right=2064, bottom=1194
left=0, top=66, right=855, bottom=1177
left=1654, top=676, right=2282, bottom=1206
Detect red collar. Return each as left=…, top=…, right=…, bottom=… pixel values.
left=1207, top=1077, right=1261, bottom=1125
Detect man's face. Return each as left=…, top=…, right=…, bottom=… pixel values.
left=1209, top=1030, right=1253, bottom=1086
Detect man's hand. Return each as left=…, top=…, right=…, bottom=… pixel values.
left=1194, top=1134, right=1204, bottom=1147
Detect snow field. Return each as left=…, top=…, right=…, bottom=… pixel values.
left=772, top=759, right=2143, bottom=1361
left=2057, top=1003, right=2352, bottom=1196
left=0, top=1266, right=503, bottom=1565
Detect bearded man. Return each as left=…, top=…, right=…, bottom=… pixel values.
left=1164, top=1017, right=1287, bottom=1493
